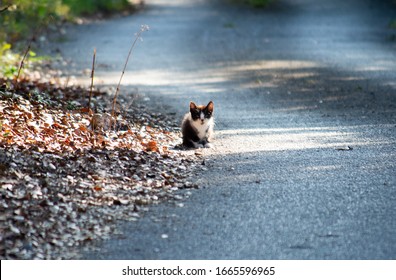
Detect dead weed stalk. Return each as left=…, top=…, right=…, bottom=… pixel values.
left=88, top=48, right=96, bottom=109
left=111, top=24, right=149, bottom=125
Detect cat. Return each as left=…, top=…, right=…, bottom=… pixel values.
left=181, top=101, right=214, bottom=148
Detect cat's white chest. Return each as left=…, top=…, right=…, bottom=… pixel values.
left=191, top=118, right=213, bottom=139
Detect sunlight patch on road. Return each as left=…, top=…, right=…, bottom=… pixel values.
left=212, top=125, right=395, bottom=154
left=83, top=59, right=322, bottom=94
left=221, top=60, right=321, bottom=72
left=91, top=69, right=228, bottom=93
left=354, top=60, right=396, bottom=73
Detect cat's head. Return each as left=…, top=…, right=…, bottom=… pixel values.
left=190, top=101, right=214, bottom=125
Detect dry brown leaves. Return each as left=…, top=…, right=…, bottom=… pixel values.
left=0, top=79, right=172, bottom=154
left=0, top=77, right=201, bottom=259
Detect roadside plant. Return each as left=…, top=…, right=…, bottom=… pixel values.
left=111, top=24, right=149, bottom=122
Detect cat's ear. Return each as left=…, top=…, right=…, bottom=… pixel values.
left=206, top=101, right=214, bottom=112
left=190, top=101, right=197, bottom=110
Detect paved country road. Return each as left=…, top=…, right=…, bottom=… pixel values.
left=47, top=0, right=396, bottom=259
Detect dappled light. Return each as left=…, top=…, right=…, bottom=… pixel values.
left=214, top=124, right=395, bottom=154
left=2, top=0, right=396, bottom=262
left=223, top=60, right=321, bottom=71
left=74, top=59, right=323, bottom=95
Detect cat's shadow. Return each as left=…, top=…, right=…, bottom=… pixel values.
left=172, top=143, right=194, bottom=151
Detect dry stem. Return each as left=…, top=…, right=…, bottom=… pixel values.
left=13, top=44, right=31, bottom=96
left=111, top=25, right=149, bottom=125
left=88, top=48, right=97, bottom=109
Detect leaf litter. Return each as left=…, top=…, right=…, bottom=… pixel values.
left=0, top=77, right=202, bottom=259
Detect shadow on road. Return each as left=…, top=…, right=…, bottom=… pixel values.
left=50, top=0, right=396, bottom=259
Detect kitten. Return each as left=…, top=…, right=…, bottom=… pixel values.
left=181, top=101, right=214, bottom=148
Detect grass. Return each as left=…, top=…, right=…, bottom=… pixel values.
left=62, top=0, right=132, bottom=16
left=0, top=0, right=135, bottom=46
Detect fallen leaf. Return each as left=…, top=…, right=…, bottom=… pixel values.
left=93, top=186, right=103, bottom=191
left=145, top=141, right=159, bottom=152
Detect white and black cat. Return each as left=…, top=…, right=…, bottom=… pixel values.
left=181, top=101, right=214, bottom=148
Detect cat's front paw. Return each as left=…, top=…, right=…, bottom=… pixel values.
left=193, top=143, right=204, bottom=149
left=204, top=143, right=213, bottom=148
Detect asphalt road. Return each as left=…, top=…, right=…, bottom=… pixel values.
left=48, top=0, right=396, bottom=259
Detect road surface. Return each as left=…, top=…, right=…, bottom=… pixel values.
left=47, top=0, right=396, bottom=259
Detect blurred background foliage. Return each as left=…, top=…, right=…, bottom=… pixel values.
left=0, top=0, right=135, bottom=77
left=0, top=0, right=134, bottom=44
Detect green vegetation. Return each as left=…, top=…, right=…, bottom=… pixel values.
left=0, top=0, right=134, bottom=78
left=0, top=43, right=19, bottom=79
left=1, top=1, right=67, bottom=44
left=63, top=0, right=132, bottom=16
left=0, top=0, right=133, bottom=44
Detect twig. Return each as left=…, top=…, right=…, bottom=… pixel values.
left=88, top=48, right=96, bottom=109
left=15, top=45, right=31, bottom=81
left=111, top=25, right=149, bottom=125
left=64, top=76, right=71, bottom=88
left=12, top=43, right=31, bottom=97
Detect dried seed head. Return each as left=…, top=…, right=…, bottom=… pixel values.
left=140, top=24, right=150, bottom=32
